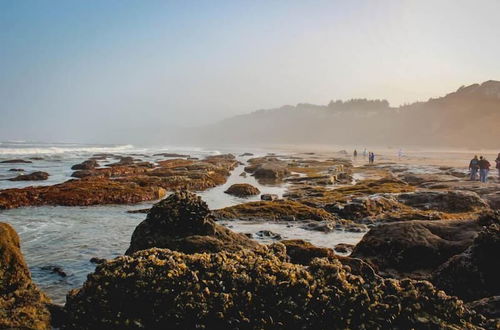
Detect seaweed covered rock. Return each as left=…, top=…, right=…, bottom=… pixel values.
left=63, top=246, right=490, bottom=329
left=9, top=171, right=49, bottom=181
left=280, top=239, right=334, bottom=265
left=396, top=190, right=489, bottom=213
left=351, top=219, right=482, bottom=279
left=433, top=223, right=500, bottom=302
left=126, top=191, right=259, bottom=255
left=71, top=159, right=98, bottom=170
left=0, top=222, right=51, bottom=329
left=224, top=183, right=260, bottom=197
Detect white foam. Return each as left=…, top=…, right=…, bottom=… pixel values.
left=0, top=144, right=134, bottom=156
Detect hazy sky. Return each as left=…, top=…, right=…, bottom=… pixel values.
left=1, top=0, right=499, bottom=142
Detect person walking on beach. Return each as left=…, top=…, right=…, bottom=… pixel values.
left=353, top=149, right=358, bottom=158
left=469, top=155, right=480, bottom=181
left=496, top=153, right=500, bottom=181
left=478, top=156, right=491, bottom=183
left=368, top=152, right=375, bottom=164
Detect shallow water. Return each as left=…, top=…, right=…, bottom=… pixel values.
left=0, top=143, right=366, bottom=304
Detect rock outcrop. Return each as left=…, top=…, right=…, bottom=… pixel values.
left=0, top=159, right=32, bottom=164
left=224, top=183, right=260, bottom=197
left=71, top=159, right=98, bottom=170
left=396, top=190, right=489, bottom=213
left=0, top=222, right=51, bottom=329
left=63, top=246, right=490, bottom=329
left=125, top=191, right=259, bottom=255
left=433, top=221, right=500, bottom=302
left=9, top=171, right=50, bottom=181
left=0, top=155, right=237, bottom=209
left=351, top=219, right=482, bottom=279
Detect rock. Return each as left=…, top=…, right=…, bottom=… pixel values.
left=125, top=191, right=259, bottom=255
left=261, top=193, right=278, bottom=201
left=281, top=239, right=334, bottom=265
left=89, top=257, right=106, bottom=265
left=224, top=183, right=260, bottom=197
left=71, top=159, right=98, bottom=170
left=399, top=173, right=460, bottom=185
left=334, top=243, right=354, bottom=254
left=9, top=171, right=50, bottom=181
left=29, top=157, right=44, bottom=160
left=351, top=219, right=482, bottom=279
left=254, top=230, right=282, bottom=240
left=9, top=168, right=25, bottom=172
left=0, top=222, right=51, bottom=329
left=466, top=296, right=500, bottom=319
left=0, top=159, right=32, bottom=164
left=126, top=208, right=150, bottom=214
left=41, top=266, right=67, bottom=277
left=254, top=163, right=290, bottom=180
left=153, top=153, right=190, bottom=158
left=0, top=179, right=167, bottom=209
left=239, top=172, right=247, bottom=177
left=433, top=222, right=500, bottom=301
left=64, top=246, right=490, bottom=329
left=396, top=190, right=489, bottom=213
left=484, top=191, right=500, bottom=210
left=239, top=152, right=254, bottom=156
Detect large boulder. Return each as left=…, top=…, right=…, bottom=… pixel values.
left=433, top=221, right=500, bottom=302
left=396, top=190, right=489, bottom=213
left=125, top=191, right=259, bottom=255
left=63, top=246, right=491, bottom=329
left=9, top=171, right=49, bottom=181
left=0, top=222, right=51, bottom=329
left=351, top=219, right=482, bottom=278
left=224, top=183, right=260, bottom=197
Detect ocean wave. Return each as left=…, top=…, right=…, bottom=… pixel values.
left=0, top=144, right=134, bottom=156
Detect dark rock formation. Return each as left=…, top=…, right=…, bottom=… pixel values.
left=63, top=246, right=491, bottom=329
left=0, top=222, right=51, bottom=329
left=334, top=243, right=354, bottom=254
left=261, top=193, right=278, bottom=201
left=0, top=159, right=32, bottom=164
left=224, top=183, right=260, bottom=197
left=9, top=168, right=24, bottom=172
left=467, top=296, right=500, bottom=320
left=153, top=153, right=190, bottom=158
left=125, top=191, right=259, bottom=255
left=433, top=222, right=500, bottom=302
left=9, top=171, right=49, bottom=181
left=351, top=219, right=482, bottom=279
left=71, top=159, right=98, bottom=170
left=281, top=239, right=334, bottom=265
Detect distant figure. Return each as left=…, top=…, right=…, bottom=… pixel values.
left=369, top=152, right=375, bottom=164
left=478, top=156, right=491, bottom=183
left=353, top=149, right=358, bottom=158
left=496, top=153, right=500, bottom=181
left=469, top=155, right=479, bottom=181
left=363, top=148, right=367, bottom=158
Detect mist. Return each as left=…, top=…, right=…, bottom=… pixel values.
left=1, top=0, right=500, bottom=145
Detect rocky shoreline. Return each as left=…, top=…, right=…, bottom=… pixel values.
left=1, top=151, right=499, bottom=328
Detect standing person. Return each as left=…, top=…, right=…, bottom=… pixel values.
left=353, top=149, right=358, bottom=158
left=478, top=156, right=491, bottom=183
left=469, top=155, right=480, bottom=181
left=363, top=148, right=367, bottom=158
left=496, top=153, right=500, bottom=181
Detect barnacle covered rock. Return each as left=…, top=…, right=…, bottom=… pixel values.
left=0, top=222, right=51, bottom=329
left=224, top=183, right=260, bottom=197
left=64, top=245, right=491, bottom=329
left=125, top=190, right=259, bottom=255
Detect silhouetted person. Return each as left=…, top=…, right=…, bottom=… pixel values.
left=353, top=149, right=358, bottom=158
left=369, top=152, right=375, bottom=164
left=478, top=156, right=491, bottom=183
left=496, top=153, right=500, bottom=181
left=469, top=155, right=479, bottom=181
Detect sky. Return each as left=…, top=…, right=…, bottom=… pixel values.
left=1, top=0, right=499, bottom=143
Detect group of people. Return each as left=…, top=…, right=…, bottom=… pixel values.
left=468, top=153, right=500, bottom=183
left=353, top=149, right=375, bottom=164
